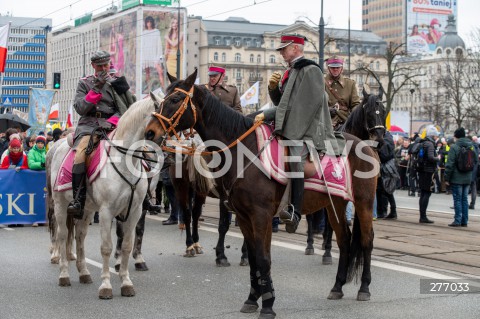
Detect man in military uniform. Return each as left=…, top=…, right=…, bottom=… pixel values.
left=204, top=65, right=242, bottom=113
left=325, top=56, right=360, bottom=130
left=67, top=50, right=136, bottom=219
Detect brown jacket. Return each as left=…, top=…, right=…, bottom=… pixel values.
left=205, top=83, right=242, bottom=113
left=325, top=73, right=360, bottom=128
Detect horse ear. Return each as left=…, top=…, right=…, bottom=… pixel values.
left=184, top=68, right=198, bottom=87
left=167, top=72, right=177, bottom=84
left=362, top=86, right=369, bottom=100
left=150, top=91, right=161, bottom=110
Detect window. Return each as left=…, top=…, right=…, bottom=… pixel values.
left=269, top=55, right=276, bottom=63
left=236, top=69, right=241, bottom=79
left=221, top=53, right=226, bottom=62
left=215, top=38, right=220, bottom=45
left=376, top=61, right=380, bottom=70
left=257, top=54, right=261, bottom=63
left=250, top=54, right=254, bottom=63
left=235, top=53, right=241, bottom=62
left=246, top=40, right=251, bottom=47
left=270, top=40, right=274, bottom=49
left=213, top=52, right=218, bottom=61
left=226, top=39, right=231, bottom=46
left=235, top=39, right=241, bottom=46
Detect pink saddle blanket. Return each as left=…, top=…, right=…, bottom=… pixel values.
left=54, top=139, right=109, bottom=192
left=256, top=124, right=354, bottom=202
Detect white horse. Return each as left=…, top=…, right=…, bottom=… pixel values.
left=49, top=95, right=161, bottom=299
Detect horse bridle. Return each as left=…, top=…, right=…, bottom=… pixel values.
left=151, top=86, right=197, bottom=143
left=363, top=95, right=385, bottom=134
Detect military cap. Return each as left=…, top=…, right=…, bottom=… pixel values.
left=326, top=55, right=344, bottom=67
left=208, top=65, right=226, bottom=76
left=276, top=34, right=306, bottom=51
left=91, top=50, right=111, bottom=65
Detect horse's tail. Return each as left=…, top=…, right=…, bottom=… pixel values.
left=186, top=155, right=216, bottom=196
left=346, top=212, right=366, bottom=283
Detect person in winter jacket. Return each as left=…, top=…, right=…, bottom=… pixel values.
left=27, top=135, right=47, bottom=170
left=0, top=138, right=29, bottom=170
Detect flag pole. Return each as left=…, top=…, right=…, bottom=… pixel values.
left=0, top=22, right=12, bottom=109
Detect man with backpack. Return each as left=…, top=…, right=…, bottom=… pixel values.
left=416, top=126, right=440, bottom=224
left=444, top=127, right=478, bottom=227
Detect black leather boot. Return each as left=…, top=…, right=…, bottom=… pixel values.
left=67, top=163, right=87, bottom=220
left=143, top=193, right=161, bottom=214
left=279, top=178, right=304, bottom=233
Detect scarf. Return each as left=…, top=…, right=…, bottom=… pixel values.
left=9, top=151, right=23, bottom=165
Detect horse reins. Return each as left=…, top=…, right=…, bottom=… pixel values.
left=151, top=86, right=263, bottom=156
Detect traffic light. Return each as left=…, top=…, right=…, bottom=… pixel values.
left=53, top=72, right=61, bottom=89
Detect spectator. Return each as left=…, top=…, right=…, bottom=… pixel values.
left=377, top=131, right=398, bottom=219
left=396, top=138, right=410, bottom=190
left=0, top=138, right=29, bottom=170
left=1, top=133, right=22, bottom=163
left=469, top=136, right=478, bottom=210
left=445, top=127, right=478, bottom=227
left=0, top=128, right=19, bottom=155
left=27, top=135, right=47, bottom=170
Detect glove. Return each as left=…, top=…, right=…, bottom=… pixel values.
left=254, top=113, right=265, bottom=123
left=268, top=71, right=282, bottom=90
left=93, top=71, right=109, bottom=92
left=15, top=167, right=21, bottom=172
left=329, top=107, right=337, bottom=116
left=41, top=162, right=45, bottom=168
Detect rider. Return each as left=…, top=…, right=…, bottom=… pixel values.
left=204, top=65, right=242, bottom=113
left=325, top=55, right=360, bottom=130
left=67, top=50, right=136, bottom=219
left=255, top=34, right=337, bottom=233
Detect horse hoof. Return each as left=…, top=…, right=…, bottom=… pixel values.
left=135, top=262, right=149, bottom=271
left=194, top=247, right=204, bottom=255
left=183, top=249, right=196, bottom=257
left=114, top=264, right=120, bottom=272
left=240, top=300, right=259, bottom=313
left=239, top=258, right=249, bottom=266
left=58, top=277, right=71, bottom=287
left=259, top=308, right=276, bottom=319
left=216, top=258, right=231, bottom=267
left=327, top=291, right=344, bottom=300
left=322, top=256, right=333, bottom=265
left=121, top=285, right=136, bottom=297
left=357, top=291, right=371, bottom=301
left=305, top=248, right=315, bottom=255
left=51, top=257, right=59, bottom=264
left=99, top=288, right=113, bottom=299
left=79, top=274, right=93, bottom=284
left=67, top=254, right=76, bottom=261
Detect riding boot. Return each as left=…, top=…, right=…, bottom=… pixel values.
left=143, top=193, right=161, bottom=214
left=67, top=163, right=87, bottom=220
left=279, top=178, right=304, bottom=233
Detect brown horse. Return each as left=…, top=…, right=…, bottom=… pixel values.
left=144, top=70, right=378, bottom=319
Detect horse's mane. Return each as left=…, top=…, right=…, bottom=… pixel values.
left=196, top=85, right=254, bottom=141
left=115, top=96, right=156, bottom=138
left=343, top=103, right=367, bottom=137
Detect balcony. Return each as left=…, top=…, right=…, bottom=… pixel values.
left=248, top=76, right=263, bottom=83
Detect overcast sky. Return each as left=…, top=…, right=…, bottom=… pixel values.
left=2, top=0, right=478, bottom=40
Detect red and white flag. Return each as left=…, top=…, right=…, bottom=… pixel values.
left=66, top=104, right=74, bottom=128
left=0, top=23, right=10, bottom=73
left=48, top=103, right=59, bottom=120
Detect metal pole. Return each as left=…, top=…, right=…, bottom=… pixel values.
left=348, top=0, right=351, bottom=75
left=82, top=33, right=86, bottom=77
left=319, top=0, right=324, bottom=72
left=410, top=88, right=415, bottom=136
left=176, top=1, right=181, bottom=79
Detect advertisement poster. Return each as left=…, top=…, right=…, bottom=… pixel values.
left=141, top=9, right=186, bottom=95
left=406, top=0, right=457, bottom=54
left=98, top=11, right=137, bottom=93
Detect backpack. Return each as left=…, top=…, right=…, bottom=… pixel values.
left=381, top=158, right=400, bottom=194
left=410, top=140, right=427, bottom=172
left=456, top=145, right=475, bottom=172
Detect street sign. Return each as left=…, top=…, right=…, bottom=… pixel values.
left=2, top=96, right=12, bottom=106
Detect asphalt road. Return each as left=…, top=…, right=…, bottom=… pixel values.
left=1, top=202, right=479, bottom=319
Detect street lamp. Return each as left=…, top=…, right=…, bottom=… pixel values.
left=319, top=0, right=324, bottom=72
left=410, top=88, right=415, bottom=136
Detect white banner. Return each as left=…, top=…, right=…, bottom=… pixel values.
left=240, top=81, right=259, bottom=107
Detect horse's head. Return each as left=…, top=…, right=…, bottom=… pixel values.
left=362, top=87, right=386, bottom=147
left=144, top=69, right=199, bottom=145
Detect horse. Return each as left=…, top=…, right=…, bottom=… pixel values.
left=49, top=96, right=160, bottom=299
left=305, top=88, right=386, bottom=262
left=144, top=70, right=378, bottom=318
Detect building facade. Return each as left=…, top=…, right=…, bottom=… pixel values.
left=0, top=16, right=51, bottom=111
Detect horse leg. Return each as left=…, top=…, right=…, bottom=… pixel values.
left=118, top=215, right=137, bottom=298
left=74, top=216, right=92, bottom=284
left=114, top=220, right=124, bottom=272
left=305, top=214, right=315, bottom=255
left=353, top=204, right=374, bottom=301
left=257, top=223, right=276, bottom=318
left=240, top=240, right=249, bottom=266
left=240, top=236, right=261, bottom=314
left=99, top=215, right=115, bottom=299
left=55, top=201, right=71, bottom=287
left=66, top=215, right=76, bottom=261
left=183, top=190, right=195, bottom=257
left=322, top=211, right=333, bottom=265
left=215, top=200, right=231, bottom=267
left=326, top=202, right=350, bottom=300
left=192, top=192, right=205, bottom=255
left=133, top=209, right=148, bottom=271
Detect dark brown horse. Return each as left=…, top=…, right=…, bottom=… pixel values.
left=144, top=70, right=378, bottom=319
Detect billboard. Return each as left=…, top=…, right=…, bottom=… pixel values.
left=141, top=9, right=186, bottom=95
left=98, top=11, right=138, bottom=93
left=406, top=0, right=457, bottom=54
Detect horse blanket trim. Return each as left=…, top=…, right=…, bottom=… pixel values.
left=256, top=124, right=354, bottom=202
left=53, top=131, right=114, bottom=192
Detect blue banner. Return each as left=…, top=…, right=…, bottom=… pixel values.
left=27, top=88, right=57, bottom=135
left=0, top=169, right=46, bottom=225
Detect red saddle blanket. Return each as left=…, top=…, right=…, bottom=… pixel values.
left=255, top=124, right=354, bottom=202
left=54, top=139, right=109, bottom=192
